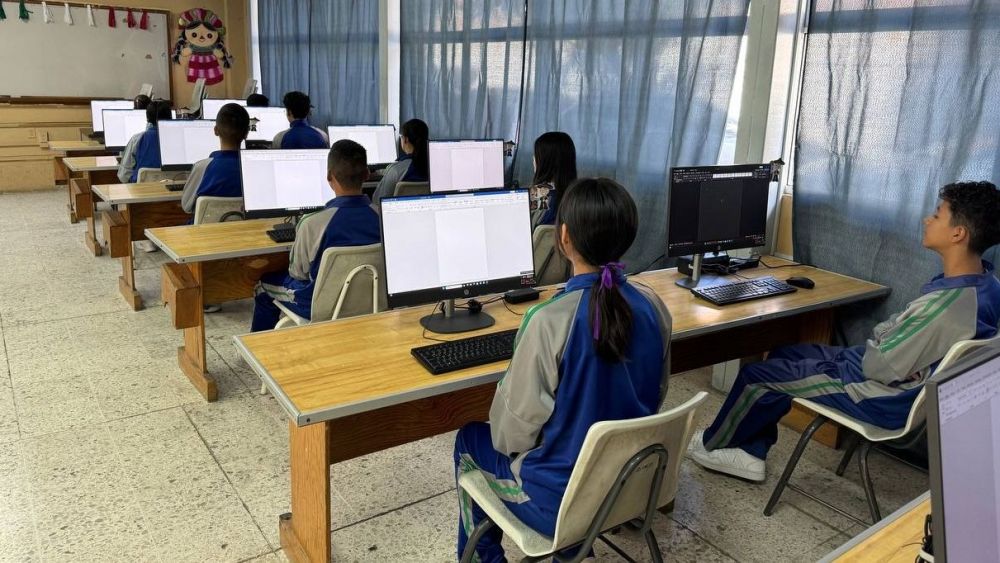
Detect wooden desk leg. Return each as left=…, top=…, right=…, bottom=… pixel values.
left=281, top=420, right=331, bottom=563
left=67, top=171, right=81, bottom=224
left=177, top=263, right=218, bottom=402
left=83, top=173, right=103, bottom=256
left=118, top=241, right=142, bottom=311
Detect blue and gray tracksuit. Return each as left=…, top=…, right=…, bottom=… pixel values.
left=272, top=119, right=329, bottom=150
left=118, top=125, right=160, bottom=183
left=180, top=150, right=243, bottom=214
left=454, top=271, right=672, bottom=562
left=371, top=155, right=428, bottom=205
left=703, top=262, right=1000, bottom=460
left=250, top=195, right=380, bottom=331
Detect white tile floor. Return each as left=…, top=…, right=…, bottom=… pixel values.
left=0, top=189, right=928, bottom=562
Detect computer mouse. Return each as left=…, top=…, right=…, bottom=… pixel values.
left=786, top=276, right=815, bottom=290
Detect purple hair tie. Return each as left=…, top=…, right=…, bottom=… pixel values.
left=593, top=262, right=626, bottom=339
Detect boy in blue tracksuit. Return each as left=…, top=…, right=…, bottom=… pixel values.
left=250, top=139, right=380, bottom=331
left=272, top=91, right=329, bottom=150
left=454, top=178, right=673, bottom=563
left=118, top=100, right=171, bottom=183
left=689, top=181, right=1000, bottom=482
left=180, top=103, right=250, bottom=214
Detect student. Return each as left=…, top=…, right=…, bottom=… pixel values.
left=250, top=140, right=381, bottom=331
left=453, top=178, right=672, bottom=562
left=689, top=181, right=1000, bottom=482
left=272, top=91, right=329, bottom=149
left=117, top=100, right=171, bottom=184
left=133, top=94, right=152, bottom=110
left=180, top=103, right=250, bottom=214
left=246, top=93, right=269, bottom=107
left=529, top=131, right=578, bottom=229
left=371, top=118, right=429, bottom=205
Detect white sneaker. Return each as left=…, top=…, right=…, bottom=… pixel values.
left=687, top=430, right=766, bottom=482
left=137, top=240, right=159, bottom=253
left=203, top=304, right=222, bottom=314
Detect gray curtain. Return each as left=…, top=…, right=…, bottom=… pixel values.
left=794, top=0, right=1000, bottom=341
left=258, top=0, right=379, bottom=127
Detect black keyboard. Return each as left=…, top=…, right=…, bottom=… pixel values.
left=165, top=183, right=184, bottom=192
left=266, top=228, right=295, bottom=243
left=691, top=276, right=797, bottom=306
left=412, top=329, right=519, bottom=375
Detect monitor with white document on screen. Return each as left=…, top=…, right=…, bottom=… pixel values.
left=91, top=100, right=134, bottom=133
left=102, top=108, right=176, bottom=151
left=246, top=107, right=290, bottom=143
left=380, top=190, right=535, bottom=333
left=201, top=98, right=247, bottom=120
left=429, top=140, right=506, bottom=193
left=158, top=120, right=244, bottom=171
left=240, top=149, right=334, bottom=219
left=327, top=125, right=398, bottom=165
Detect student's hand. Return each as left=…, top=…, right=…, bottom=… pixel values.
left=213, top=48, right=224, bottom=59
left=181, top=47, right=192, bottom=58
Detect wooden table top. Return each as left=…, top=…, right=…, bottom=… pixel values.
left=235, top=261, right=888, bottom=426
left=145, top=219, right=291, bottom=263
left=92, top=182, right=184, bottom=205
left=64, top=156, right=119, bottom=172
left=49, top=141, right=106, bottom=152
left=825, top=493, right=929, bottom=562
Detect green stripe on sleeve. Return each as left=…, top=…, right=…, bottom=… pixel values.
left=879, top=289, right=963, bottom=353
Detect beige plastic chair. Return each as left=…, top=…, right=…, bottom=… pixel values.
left=766, top=334, right=1000, bottom=525
left=393, top=181, right=430, bottom=197
left=459, top=392, right=708, bottom=563
left=193, top=196, right=244, bottom=225
left=137, top=168, right=189, bottom=183
left=532, top=225, right=571, bottom=287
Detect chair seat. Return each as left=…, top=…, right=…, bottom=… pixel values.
left=458, top=470, right=556, bottom=557
left=792, top=397, right=911, bottom=442
left=273, top=301, right=308, bottom=327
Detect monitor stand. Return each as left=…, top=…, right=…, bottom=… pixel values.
left=420, top=299, right=496, bottom=334
left=675, top=253, right=721, bottom=289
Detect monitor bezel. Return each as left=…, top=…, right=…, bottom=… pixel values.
left=428, top=138, right=508, bottom=194
left=379, top=189, right=536, bottom=310
left=239, top=148, right=333, bottom=219
left=666, top=163, right=772, bottom=258
left=326, top=124, right=400, bottom=166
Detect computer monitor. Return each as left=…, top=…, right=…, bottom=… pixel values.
left=201, top=98, right=248, bottom=121
left=326, top=125, right=398, bottom=166
left=241, top=78, right=258, bottom=99
left=380, top=190, right=535, bottom=333
left=239, top=149, right=334, bottom=218
left=246, top=107, right=289, bottom=143
left=158, top=120, right=243, bottom=171
left=91, top=100, right=134, bottom=133
left=927, top=343, right=1000, bottom=563
left=102, top=108, right=179, bottom=151
left=429, top=140, right=506, bottom=193
left=667, top=163, right=772, bottom=288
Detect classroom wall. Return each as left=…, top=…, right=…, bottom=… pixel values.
left=775, top=193, right=794, bottom=257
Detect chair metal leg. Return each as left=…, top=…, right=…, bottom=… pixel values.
left=836, top=433, right=860, bottom=476
left=644, top=529, right=664, bottom=563
left=857, top=441, right=882, bottom=523
left=765, top=414, right=827, bottom=516
left=460, top=517, right=497, bottom=563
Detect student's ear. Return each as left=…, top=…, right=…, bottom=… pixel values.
left=361, top=167, right=371, bottom=183
left=213, top=124, right=221, bottom=138
left=558, top=223, right=573, bottom=258
left=952, top=224, right=970, bottom=246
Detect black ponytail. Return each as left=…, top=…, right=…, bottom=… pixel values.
left=556, top=178, right=639, bottom=362
left=400, top=118, right=429, bottom=178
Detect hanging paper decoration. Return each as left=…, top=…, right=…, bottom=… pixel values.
left=126, top=9, right=136, bottom=28
left=41, top=2, right=53, bottom=23
left=0, top=3, right=6, bottom=21
left=139, top=10, right=148, bottom=30
left=18, top=0, right=31, bottom=21
left=172, top=8, right=233, bottom=85
left=86, top=4, right=95, bottom=26
left=64, top=3, right=73, bottom=25
left=107, top=6, right=115, bottom=27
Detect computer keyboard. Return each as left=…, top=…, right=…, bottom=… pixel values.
left=691, top=276, right=796, bottom=306
left=411, top=328, right=519, bottom=375
left=165, top=183, right=184, bottom=192
left=266, top=228, right=295, bottom=243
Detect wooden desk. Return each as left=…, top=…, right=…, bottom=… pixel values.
left=48, top=141, right=111, bottom=189
left=63, top=157, right=119, bottom=250
left=234, top=264, right=888, bottom=563
left=823, top=492, right=929, bottom=562
left=91, top=183, right=190, bottom=311
left=146, top=220, right=291, bottom=401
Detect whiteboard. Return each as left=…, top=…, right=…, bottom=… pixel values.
left=0, top=2, right=169, bottom=99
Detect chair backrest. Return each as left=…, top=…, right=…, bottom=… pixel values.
left=193, top=196, right=244, bottom=225
left=311, top=243, right=387, bottom=321
left=532, top=225, right=571, bottom=287
left=393, top=181, right=430, bottom=197
left=550, top=392, right=708, bottom=549
left=137, top=168, right=189, bottom=183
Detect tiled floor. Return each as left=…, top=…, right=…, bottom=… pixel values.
left=0, top=189, right=929, bottom=562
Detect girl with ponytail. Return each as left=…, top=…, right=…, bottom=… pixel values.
left=452, top=177, right=673, bottom=562
left=371, top=118, right=429, bottom=204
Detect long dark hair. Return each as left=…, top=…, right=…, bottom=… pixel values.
left=400, top=119, right=429, bottom=179
left=556, top=178, right=638, bottom=362
left=532, top=131, right=577, bottom=205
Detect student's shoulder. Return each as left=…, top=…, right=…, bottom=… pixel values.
left=522, top=290, right=583, bottom=330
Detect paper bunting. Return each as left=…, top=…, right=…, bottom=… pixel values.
left=126, top=8, right=135, bottom=28
left=107, top=6, right=115, bottom=27
left=139, top=10, right=148, bottom=30
left=86, top=4, right=95, bottom=26
left=18, top=0, right=31, bottom=21
left=64, top=2, right=73, bottom=24
left=41, top=2, right=53, bottom=23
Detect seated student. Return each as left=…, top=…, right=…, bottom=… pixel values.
left=180, top=103, right=250, bottom=214
left=528, top=131, right=577, bottom=229
left=250, top=140, right=381, bottom=331
left=133, top=94, right=152, bottom=110
left=272, top=91, right=329, bottom=149
left=371, top=118, right=429, bottom=205
left=117, top=100, right=172, bottom=184
left=246, top=93, right=269, bottom=107
left=453, top=178, right=672, bottom=562
left=689, top=181, right=1000, bottom=482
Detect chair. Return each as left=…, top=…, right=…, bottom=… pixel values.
left=765, top=335, right=1000, bottom=525
left=137, top=168, right=188, bottom=183
left=393, top=181, right=430, bottom=197
left=532, top=225, right=571, bottom=287
left=193, top=196, right=244, bottom=225
left=459, top=392, right=708, bottom=563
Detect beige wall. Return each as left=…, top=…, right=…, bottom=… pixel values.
left=775, top=193, right=793, bottom=257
